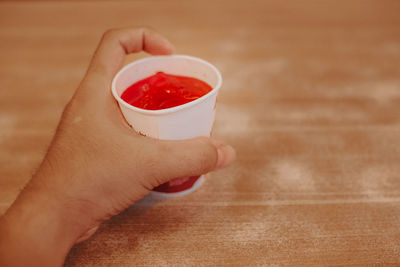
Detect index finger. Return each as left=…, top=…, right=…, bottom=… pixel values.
left=85, top=27, right=175, bottom=83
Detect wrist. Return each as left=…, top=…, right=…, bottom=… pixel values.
left=0, top=176, right=91, bottom=266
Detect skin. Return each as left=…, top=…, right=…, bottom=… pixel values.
left=0, top=27, right=235, bottom=267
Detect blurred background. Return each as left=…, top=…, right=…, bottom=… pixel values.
left=1, top=0, right=400, bottom=265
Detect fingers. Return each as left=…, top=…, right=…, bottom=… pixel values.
left=146, top=137, right=236, bottom=186
left=85, top=27, right=175, bottom=83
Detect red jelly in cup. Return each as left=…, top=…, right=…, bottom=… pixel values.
left=121, top=72, right=212, bottom=194
left=112, top=55, right=222, bottom=197
left=121, top=72, right=213, bottom=110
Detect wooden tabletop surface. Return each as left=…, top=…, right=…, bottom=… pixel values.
left=1, top=0, right=400, bottom=266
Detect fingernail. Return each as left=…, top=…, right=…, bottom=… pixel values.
left=216, top=145, right=236, bottom=170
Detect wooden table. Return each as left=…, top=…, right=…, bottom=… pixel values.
left=1, top=0, right=400, bottom=265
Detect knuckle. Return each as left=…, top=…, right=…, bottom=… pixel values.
left=136, top=26, right=146, bottom=33
left=196, top=143, right=218, bottom=173
left=102, top=27, right=146, bottom=39
left=139, top=142, right=165, bottom=175
left=136, top=26, right=151, bottom=34
left=102, top=28, right=120, bottom=40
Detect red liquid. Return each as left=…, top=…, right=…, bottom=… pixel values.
left=121, top=72, right=212, bottom=194
left=121, top=71, right=213, bottom=110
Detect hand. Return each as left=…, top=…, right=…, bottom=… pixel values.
left=0, top=27, right=235, bottom=267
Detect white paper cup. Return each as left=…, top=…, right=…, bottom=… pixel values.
left=111, top=55, right=222, bottom=197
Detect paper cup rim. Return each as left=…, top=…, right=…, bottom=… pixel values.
left=111, top=55, right=222, bottom=116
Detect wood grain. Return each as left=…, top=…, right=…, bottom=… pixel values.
left=1, top=0, right=400, bottom=265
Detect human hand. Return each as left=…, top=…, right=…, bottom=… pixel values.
left=0, top=27, right=235, bottom=266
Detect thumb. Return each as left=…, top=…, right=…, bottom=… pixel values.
left=147, top=137, right=236, bottom=186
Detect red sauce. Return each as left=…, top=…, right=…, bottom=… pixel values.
left=121, top=71, right=213, bottom=110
